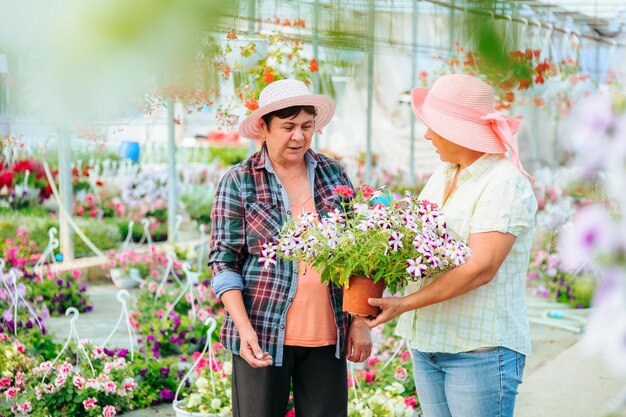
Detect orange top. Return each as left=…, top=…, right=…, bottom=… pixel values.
left=284, top=196, right=337, bottom=347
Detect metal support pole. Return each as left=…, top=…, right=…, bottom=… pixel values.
left=448, top=0, right=456, bottom=52
left=365, top=0, right=375, bottom=185
left=247, top=0, right=257, bottom=157
left=58, top=129, right=74, bottom=262
left=409, top=0, right=418, bottom=186
left=312, top=0, right=321, bottom=150
left=167, top=98, right=178, bottom=243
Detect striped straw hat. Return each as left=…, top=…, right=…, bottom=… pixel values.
left=412, top=73, right=533, bottom=181
left=239, top=79, right=335, bottom=140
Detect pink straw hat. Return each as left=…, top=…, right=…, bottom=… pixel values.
left=412, top=73, right=533, bottom=181
left=239, top=79, right=335, bottom=140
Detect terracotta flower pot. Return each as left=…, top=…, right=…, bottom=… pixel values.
left=342, top=276, right=386, bottom=317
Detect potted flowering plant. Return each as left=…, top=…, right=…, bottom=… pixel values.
left=266, top=185, right=471, bottom=317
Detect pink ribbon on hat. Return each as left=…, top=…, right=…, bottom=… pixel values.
left=424, top=94, right=535, bottom=183
left=480, top=112, right=534, bottom=183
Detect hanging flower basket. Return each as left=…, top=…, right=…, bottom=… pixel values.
left=173, top=400, right=224, bottom=417
left=14, top=185, right=40, bottom=199
left=343, top=276, right=386, bottom=318
left=223, top=37, right=269, bottom=72
left=110, top=267, right=142, bottom=289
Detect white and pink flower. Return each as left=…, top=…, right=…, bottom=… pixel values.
left=83, top=397, right=98, bottom=410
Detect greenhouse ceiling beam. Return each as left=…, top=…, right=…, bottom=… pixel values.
left=421, top=0, right=626, bottom=47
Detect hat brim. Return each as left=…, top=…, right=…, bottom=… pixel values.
left=239, top=95, right=336, bottom=140
left=410, top=87, right=507, bottom=154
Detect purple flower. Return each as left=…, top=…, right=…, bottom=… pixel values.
left=159, top=367, right=170, bottom=375
left=559, top=205, right=616, bottom=270
left=159, top=388, right=175, bottom=401
left=2, top=310, right=12, bottom=322
left=118, top=348, right=128, bottom=358
left=146, top=335, right=155, bottom=342
left=56, top=279, right=63, bottom=287
left=139, top=368, right=148, bottom=377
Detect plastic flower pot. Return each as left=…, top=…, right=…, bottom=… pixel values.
left=173, top=400, right=224, bottom=417
left=342, top=276, right=386, bottom=318
left=14, top=185, right=40, bottom=199
left=110, top=268, right=142, bottom=289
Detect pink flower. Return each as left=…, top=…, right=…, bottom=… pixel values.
left=92, top=346, right=105, bottom=359
left=394, top=367, right=408, bottom=381
left=17, top=401, right=32, bottom=413
left=55, top=374, right=67, bottom=387
left=0, top=333, right=8, bottom=342
left=404, top=395, right=418, bottom=409
left=4, top=387, right=18, bottom=400
left=367, top=357, right=380, bottom=367
left=400, top=350, right=411, bottom=362
left=58, top=363, right=73, bottom=374
left=73, top=376, right=85, bottom=389
left=71, top=269, right=81, bottom=279
left=0, top=377, right=11, bottom=388
left=362, top=185, right=375, bottom=199
left=104, top=381, right=117, bottom=394
left=83, top=397, right=98, bottom=410
left=103, top=405, right=117, bottom=417
left=122, top=378, right=137, bottom=391
left=333, top=185, right=354, bottom=199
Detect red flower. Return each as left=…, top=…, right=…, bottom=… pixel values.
left=244, top=99, right=259, bottom=111
left=404, top=395, right=418, bottom=409
left=309, top=58, right=319, bottom=73
left=361, top=185, right=374, bottom=199
left=534, top=74, right=545, bottom=84
left=96, top=179, right=104, bottom=187
left=263, top=71, right=275, bottom=84
left=504, top=92, right=515, bottom=103
left=0, top=170, right=13, bottom=188
left=333, top=185, right=354, bottom=199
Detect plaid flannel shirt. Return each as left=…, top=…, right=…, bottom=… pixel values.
left=208, top=144, right=353, bottom=366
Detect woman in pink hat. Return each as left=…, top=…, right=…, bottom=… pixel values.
left=365, top=74, right=538, bottom=417
left=208, top=79, right=371, bottom=417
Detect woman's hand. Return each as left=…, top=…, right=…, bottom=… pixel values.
left=363, top=296, right=408, bottom=328
left=239, top=328, right=273, bottom=368
left=346, top=317, right=372, bottom=362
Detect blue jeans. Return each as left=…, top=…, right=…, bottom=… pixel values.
left=411, top=347, right=525, bottom=417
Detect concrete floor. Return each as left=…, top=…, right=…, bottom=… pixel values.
left=45, top=285, right=626, bottom=417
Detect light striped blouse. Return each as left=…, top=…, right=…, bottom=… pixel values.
left=395, top=154, right=537, bottom=355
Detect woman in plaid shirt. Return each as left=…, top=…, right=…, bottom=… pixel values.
left=209, top=79, right=372, bottom=417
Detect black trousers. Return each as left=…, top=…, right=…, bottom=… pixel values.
left=232, top=345, right=348, bottom=417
